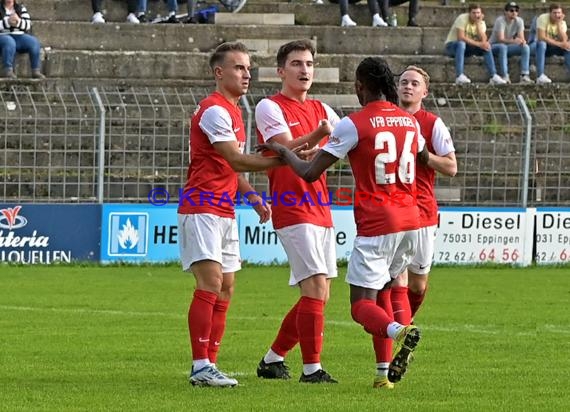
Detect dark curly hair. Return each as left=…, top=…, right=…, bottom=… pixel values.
left=355, top=57, right=398, bottom=105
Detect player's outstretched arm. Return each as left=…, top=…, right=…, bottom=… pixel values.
left=258, top=141, right=338, bottom=183
left=214, top=140, right=283, bottom=172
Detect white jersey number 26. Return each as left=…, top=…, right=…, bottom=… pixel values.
left=374, top=130, right=416, bottom=185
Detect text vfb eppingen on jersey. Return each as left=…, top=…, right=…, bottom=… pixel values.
left=147, top=187, right=417, bottom=207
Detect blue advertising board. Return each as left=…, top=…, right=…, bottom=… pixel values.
left=100, top=204, right=357, bottom=264
left=0, top=204, right=101, bottom=264
left=101, top=204, right=179, bottom=263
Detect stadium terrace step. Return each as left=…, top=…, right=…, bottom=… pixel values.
left=310, top=94, right=359, bottom=108
left=237, top=37, right=317, bottom=54
left=214, top=13, right=295, bottom=25
left=253, top=67, right=339, bottom=83
left=30, top=22, right=560, bottom=69
left=39, top=50, right=570, bottom=84
left=23, top=0, right=553, bottom=27
left=31, top=21, right=424, bottom=55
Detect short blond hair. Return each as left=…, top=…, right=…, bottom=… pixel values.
left=403, top=65, right=430, bottom=90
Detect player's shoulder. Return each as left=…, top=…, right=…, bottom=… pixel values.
left=414, top=108, right=439, bottom=122
left=255, top=96, right=280, bottom=112
left=393, top=104, right=419, bottom=121
left=200, top=92, right=230, bottom=111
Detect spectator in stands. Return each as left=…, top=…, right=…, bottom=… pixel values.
left=337, top=0, right=419, bottom=27
left=91, top=0, right=140, bottom=24
left=182, top=0, right=198, bottom=23
left=0, top=0, right=44, bottom=79
left=529, top=3, right=570, bottom=85
left=219, top=0, right=248, bottom=13
left=489, top=2, right=532, bottom=84
left=383, top=0, right=420, bottom=27
left=338, top=0, right=357, bottom=26
left=137, top=0, right=179, bottom=23
left=182, top=0, right=248, bottom=24
left=444, top=3, right=507, bottom=85
left=338, top=0, right=386, bottom=27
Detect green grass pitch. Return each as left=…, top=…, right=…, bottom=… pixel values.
left=1, top=264, right=568, bottom=411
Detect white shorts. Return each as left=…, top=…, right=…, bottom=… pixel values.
left=346, top=229, right=419, bottom=290
left=177, top=213, right=241, bottom=274
left=408, top=225, right=436, bottom=275
left=276, top=223, right=338, bottom=286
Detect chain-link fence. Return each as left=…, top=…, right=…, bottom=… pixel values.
left=1, top=85, right=569, bottom=206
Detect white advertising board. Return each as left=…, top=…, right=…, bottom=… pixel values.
left=434, top=207, right=534, bottom=266
left=535, top=208, right=570, bottom=264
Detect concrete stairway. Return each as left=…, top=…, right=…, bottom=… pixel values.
left=9, top=1, right=567, bottom=85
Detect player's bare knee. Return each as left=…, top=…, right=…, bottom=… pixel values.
left=300, top=274, right=328, bottom=300
left=192, top=261, right=224, bottom=292
left=392, top=271, right=408, bottom=287
left=219, top=284, right=235, bottom=300
left=408, top=272, right=428, bottom=295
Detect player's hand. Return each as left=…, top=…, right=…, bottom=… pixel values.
left=297, top=145, right=319, bottom=160
left=252, top=201, right=271, bottom=224
left=256, top=141, right=305, bottom=156
left=317, top=119, right=333, bottom=136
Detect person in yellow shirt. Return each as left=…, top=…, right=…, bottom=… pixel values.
left=444, top=3, right=506, bottom=85
left=529, top=3, right=570, bottom=84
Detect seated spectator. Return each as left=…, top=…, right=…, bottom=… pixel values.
left=219, top=0, right=247, bottom=13
left=336, top=0, right=419, bottom=27
left=529, top=3, right=570, bottom=84
left=138, top=0, right=179, bottom=23
left=0, top=0, right=44, bottom=79
left=337, top=0, right=388, bottom=27
left=182, top=0, right=247, bottom=24
left=444, top=3, right=506, bottom=85
left=91, top=0, right=140, bottom=24
left=381, top=0, right=420, bottom=27
left=337, top=0, right=357, bottom=26
left=489, top=2, right=532, bottom=84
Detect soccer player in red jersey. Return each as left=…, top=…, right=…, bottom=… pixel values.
left=254, top=39, right=340, bottom=383
left=259, top=56, right=425, bottom=388
left=390, top=66, right=457, bottom=327
left=178, top=42, right=282, bottom=387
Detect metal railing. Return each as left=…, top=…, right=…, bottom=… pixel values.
left=1, top=85, right=569, bottom=206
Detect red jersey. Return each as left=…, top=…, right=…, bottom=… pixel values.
left=414, top=109, right=455, bottom=227
left=324, top=101, right=421, bottom=236
left=255, top=93, right=335, bottom=229
left=414, top=109, right=439, bottom=227
left=178, top=91, right=246, bottom=218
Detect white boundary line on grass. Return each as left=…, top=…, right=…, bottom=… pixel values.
left=1, top=305, right=567, bottom=336
left=0, top=304, right=182, bottom=319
